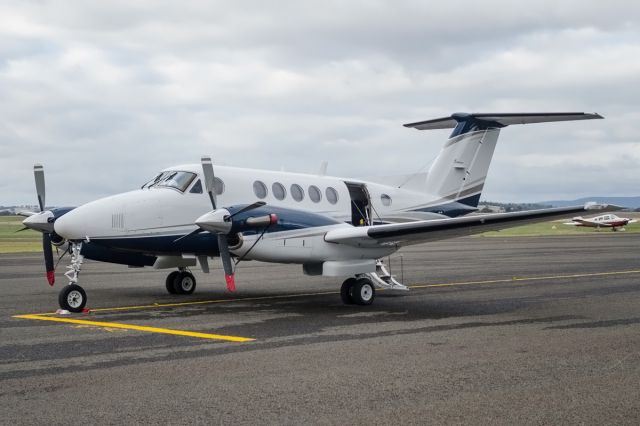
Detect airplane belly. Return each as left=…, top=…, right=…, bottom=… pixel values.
left=233, top=234, right=394, bottom=263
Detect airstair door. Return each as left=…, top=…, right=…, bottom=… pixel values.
left=344, top=182, right=372, bottom=226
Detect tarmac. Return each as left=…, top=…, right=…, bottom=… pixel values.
left=1, top=233, right=639, bottom=425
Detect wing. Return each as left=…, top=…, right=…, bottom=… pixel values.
left=325, top=204, right=620, bottom=248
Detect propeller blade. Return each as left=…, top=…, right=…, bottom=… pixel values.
left=15, top=227, right=30, bottom=233
left=172, top=228, right=204, bottom=243
left=228, top=201, right=266, bottom=220
left=217, top=234, right=235, bottom=292
left=34, top=164, right=45, bottom=212
left=201, top=156, right=216, bottom=210
left=42, top=233, right=55, bottom=286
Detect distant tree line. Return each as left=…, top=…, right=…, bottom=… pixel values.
left=478, top=201, right=552, bottom=213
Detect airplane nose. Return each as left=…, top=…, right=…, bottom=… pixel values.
left=53, top=191, right=144, bottom=241
left=54, top=198, right=115, bottom=240
left=53, top=209, right=84, bottom=240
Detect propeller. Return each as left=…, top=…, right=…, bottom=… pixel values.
left=31, top=164, right=55, bottom=285
left=194, top=156, right=274, bottom=292
left=201, top=156, right=217, bottom=210
left=200, top=156, right=236, bottom=291
left=34, top=164, right=46, bottom=212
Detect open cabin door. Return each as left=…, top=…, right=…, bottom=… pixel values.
left=344, top=182, right=372, bottom=226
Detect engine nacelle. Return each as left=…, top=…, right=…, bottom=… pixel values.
left=50, top=232, right=66, bottom=247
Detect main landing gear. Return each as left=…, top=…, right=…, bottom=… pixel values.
left=165, top=269, right=197, bottom=295
left=340, top=260, right=409, bottom=306
left=341, top=277, right=375, bottom=305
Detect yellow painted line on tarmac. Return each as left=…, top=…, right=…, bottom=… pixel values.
left=410, top=269, right=640, bottom=290
left=12, top=314, right=255, bottom=342
left=28, top=290, right=338, bottom=316
left=18, top=269, right=640, bottom=317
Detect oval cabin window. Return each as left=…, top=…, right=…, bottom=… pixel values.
left=309, top=185, right=322, bottom=203
left=326, top=187, right=339, bottom=204
left=291, top=184, right=304, bottom=201
left=253, top=181, right=268, bottom=199
left=272, top=182, right=286, bottom=200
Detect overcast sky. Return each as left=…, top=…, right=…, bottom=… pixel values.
left=1, top=0, right=639, bottom=206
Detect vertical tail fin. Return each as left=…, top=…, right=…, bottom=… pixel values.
left=403, top=112, right=603, bottom=208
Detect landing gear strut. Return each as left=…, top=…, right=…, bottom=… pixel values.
left=58, top=242, right=87, bottom=313
left=165, top=269, right=197, bottom=295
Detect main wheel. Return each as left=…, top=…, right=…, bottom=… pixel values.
left=58, top=284, right=87, bottom=313
left=165, top=271, right=180, bottom=294
left=173, top=271, right=196, bottom=295
left=351, top=278, right=375, bottom=306
left=340, top=278, right=356, bottom=304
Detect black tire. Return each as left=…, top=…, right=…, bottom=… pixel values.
left=340, top=278, right=356, bottom=304
left=173, top=271, right=196, bottom=295
left=351, top=278, right=375, bottom=306
left=58, top=284, right=87, bottom=313
left=165, top=271, right=180, bottom=294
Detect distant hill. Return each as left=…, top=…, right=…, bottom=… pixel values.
left=538, top=196, right=640, bottom=209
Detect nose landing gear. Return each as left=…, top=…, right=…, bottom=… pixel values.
left=59, top=284, right=87, bottom=312
left=58, top=242, right=87, bottom=313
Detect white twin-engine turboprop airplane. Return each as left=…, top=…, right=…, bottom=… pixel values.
left=22, top=112, right=616, bottom=312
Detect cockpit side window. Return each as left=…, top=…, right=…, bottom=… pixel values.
left=154, top=171, right=197, bottom=192
left=189, top=179, right=203, bottom=194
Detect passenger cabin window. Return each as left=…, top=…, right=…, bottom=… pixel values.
left=381, top=194, right=392, bottom=206
left=272, top=182, right=286, bottom=200
left=309, top=185, right=321, bottom=203
left=291, top=184, right=304, bottom=201
left=154, top=171, right=196, bottom=192
left=189, top=179, right=203, bottom=194
left=326, top=187, right=338, bottom=204
left=253, top=180, right=268, bottom=199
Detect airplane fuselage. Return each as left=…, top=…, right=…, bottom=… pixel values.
left=53, top=163, right=473, bottom=266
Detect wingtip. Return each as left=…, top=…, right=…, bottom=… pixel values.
left=584, top=202, right=623, bottom=211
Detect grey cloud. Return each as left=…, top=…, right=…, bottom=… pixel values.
left=1, top=1, right=639, bottom=205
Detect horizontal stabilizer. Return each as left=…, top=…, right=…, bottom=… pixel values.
left=404, top=112, right=603, bottom=130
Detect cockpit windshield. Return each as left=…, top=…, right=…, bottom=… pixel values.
left=141, top=173, right=164, bottom=189
left=142, top=171, right=197, bottom=192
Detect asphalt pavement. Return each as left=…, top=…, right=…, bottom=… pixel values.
left=1, top=233, right=639, bottom=425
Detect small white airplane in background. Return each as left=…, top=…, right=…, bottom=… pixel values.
left=564, top=213, right=636, bottom=231
left=20, top=111, right=617, bottom=312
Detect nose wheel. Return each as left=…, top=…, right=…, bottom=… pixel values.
left=58, top=284, right=87, bottom=313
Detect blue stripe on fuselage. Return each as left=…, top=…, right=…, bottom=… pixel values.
left=86, top=205, right=343, bottom=256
